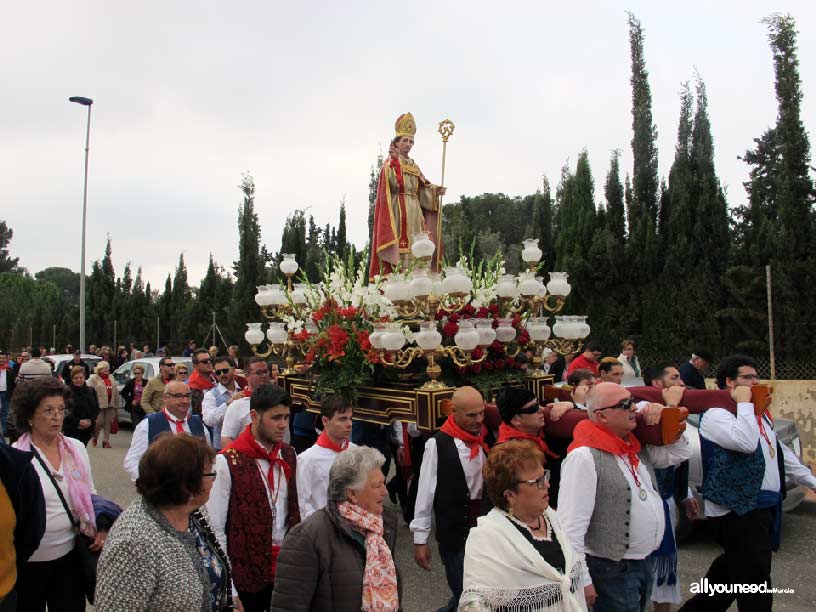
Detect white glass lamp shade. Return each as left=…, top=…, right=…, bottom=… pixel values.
left=280, top=254, right=299, bottom=276
left=495, top=318, right=517, bottom=343
left=563, top=316, right=582, bottom=340
left=552, top=316, right=567, bottom=339
left=521, top=238, right=543, bottom=264
left=454, top=321, right=480, bottom=352
left=268, top=286, right=287, bottom=305
left=575, top=315, right=591, bottom=339
left=290, top=284, right=307, bottom=305
left=547, top=272, right=571, bottom=297
left=255, top=285, right=271, bottom=306
left=526, top=317, right=552, bottom=342
left=415, top=322, right=443, bottom=351
left=411, top=232, right=436, bottom=259
left=266, top=322, right=289, bottom=345
left=245, top=323, right=265, bottom=346
left=381, top=324, right=406, bottom=352
left=369, top=322, right=387, bottom=350
left=429, top=273, right=444, bottom=297
left=475, top=319, right=497, bottom=346
left=410, top=269, right=433, bottom=298
left=496, top=274, right=518, bottom=298
left=518, top=272, right=540, bottom=297
left=384, top=275, right=410, bottom=302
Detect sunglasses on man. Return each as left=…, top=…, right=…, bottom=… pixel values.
left=214, top=368, right=231, bottom=376
left=597, top=397, right=635, bottom=411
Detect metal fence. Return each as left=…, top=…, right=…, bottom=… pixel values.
left=637, top=353, right=816, bottom=381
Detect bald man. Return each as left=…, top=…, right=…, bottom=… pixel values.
left=558, top=382, right=691, bottom=612
left=123, top=380, right=209, bottom=481
left=410, top=386, right=491, bottom=612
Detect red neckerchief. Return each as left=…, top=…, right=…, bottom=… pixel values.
left=187, top=369, right=216, bottom=391
left=315, top=431, right=348, bottom=453
left=241, top=388, right=252, bottom=398
left=498, top=422, right=559, bottom=459
left=757, top=410, right=775, bottom=452
left=569, top=420, right=642, bottom=472
left=223, top=425, right=291, bottom=492
left=0, top=362, right=9, bottom=371
left=439, top=414, right=489, bottom=460
left=162, top=407, right=188, bottom=433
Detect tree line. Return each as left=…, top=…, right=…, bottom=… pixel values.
left=1, top=13, right=813, bottom=364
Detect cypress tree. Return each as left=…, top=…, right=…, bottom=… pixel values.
left=626, top=12, right=660, bottom=275
left=231, top=173, right=266, bottom=348
left=604, top=150, right=626, bottom=247
left=336, top=201, right=348, bottom=259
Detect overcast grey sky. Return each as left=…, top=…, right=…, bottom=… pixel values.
left=3, top=0, right=814, bottom=287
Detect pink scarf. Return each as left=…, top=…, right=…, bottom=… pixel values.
left=337, top=501, right=399, bottom=612
left=15, top=433, right=97, bottom=537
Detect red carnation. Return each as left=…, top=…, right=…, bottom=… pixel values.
left=469, top=363, right=482, bottom=374
left=488, top=303, right=499, bottom=315
left=476, top=307, right=489, bottom=319
left=462, top=304, right=476, bottom=316
left=516, top=330, right=530, bottom=346
left=506, top=356, right=516, bottom=368
left=482, top=360, right=494, bottom=371
left=494, top=359, right=506, bottom=371
left=442, top=321, right=459, bottom=337
left=338, top=305, right=358, bottom=319
left=471, top=347, right=484, bottom=360
left=355, top=330, right=372, bottom=352
left=448, top=312, right=460, bottom=324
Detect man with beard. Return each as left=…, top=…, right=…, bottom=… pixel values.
left=188, top=349, right=216, bottom=416
left=220, top=358, right=273, bottom=448
left=208, top=384, right=300, bottom=612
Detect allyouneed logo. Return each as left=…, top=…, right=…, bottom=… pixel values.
left=690, top=578, right=795, bottom=596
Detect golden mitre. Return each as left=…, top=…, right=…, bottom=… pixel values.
left=395, top=113, right=416, bottom=138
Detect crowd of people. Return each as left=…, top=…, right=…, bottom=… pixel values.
left=0, top=338, right=814, bottom=612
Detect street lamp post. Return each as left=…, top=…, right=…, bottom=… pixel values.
left=69, top=96, right=93, bottom=353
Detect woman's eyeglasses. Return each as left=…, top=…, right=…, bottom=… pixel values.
left=517, top=470, right=550, bottom=489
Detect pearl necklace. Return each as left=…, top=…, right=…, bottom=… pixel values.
left=507, top=511, right=552, bottom=542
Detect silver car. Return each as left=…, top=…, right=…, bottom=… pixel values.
left=113, top=357, right=192, bottom=424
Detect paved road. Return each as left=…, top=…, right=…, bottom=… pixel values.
left=88, top=430, right=816, bottom=611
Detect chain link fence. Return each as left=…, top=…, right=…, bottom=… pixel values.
left=637, top=353, right=816, bottom=381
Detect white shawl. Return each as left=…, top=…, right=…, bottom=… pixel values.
left=459, top=508, right=588, bottom=612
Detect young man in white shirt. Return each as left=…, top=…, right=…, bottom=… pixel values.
left=202, top=356, right=243, bottom=450
left=295, top=394, right=354, bottom=519
left=207, top=383, right=299, bottom=612
left=679, top=356, right=816, bottom=612
left=220, top=357, right=270, bottom=448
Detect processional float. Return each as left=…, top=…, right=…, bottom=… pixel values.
left=243, top=114, right=707, bottom=444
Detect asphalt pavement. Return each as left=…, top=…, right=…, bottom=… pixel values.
left=88, top=429, right=816, bottom=611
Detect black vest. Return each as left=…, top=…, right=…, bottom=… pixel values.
left=432, top=432, right=477, bottom=552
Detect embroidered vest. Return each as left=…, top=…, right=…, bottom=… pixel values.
left=584, top=448, right=658, bottom=561
left=146, top=412, right=206, bottom=444
left=223, top=444, right=299, bottom=593
left=699, top=411, right=771, bottom=516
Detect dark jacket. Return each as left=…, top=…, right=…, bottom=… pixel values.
left=64, top=384, right=100, bottom=444
left=0, top=444, right=46, bottom=567
left=60, top=359, right=91, bottom=383
left=678, top=361, right=706, bottom=390
left=270, top=503, right=401, bottom=612
left=120, top=377, right=147, bottom=414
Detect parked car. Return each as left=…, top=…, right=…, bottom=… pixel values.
left=674, top=412, right=807, bottom=541
left=113, top=356, right=192, bottom=425
left=44, top=354, right=102, bottom=380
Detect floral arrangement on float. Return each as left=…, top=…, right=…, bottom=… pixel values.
left=246, top=237, right=590, bottom=400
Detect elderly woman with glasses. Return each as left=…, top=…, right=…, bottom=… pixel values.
left=271, top=446, right=401, bottom=612
left=459, top=440, right=590, bottom=612
left=96, top=434, right=240, bottom=612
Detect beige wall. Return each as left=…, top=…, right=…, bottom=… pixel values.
left=762, top=379, right=816, bottom=466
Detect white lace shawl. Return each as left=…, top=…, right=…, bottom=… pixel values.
left=458, top=508, right=588, bottom=612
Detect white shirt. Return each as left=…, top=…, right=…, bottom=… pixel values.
left=296, top=441, right=356, bottom=519
left=557, top=431, right=691, bottom=576
left=202, top=382, right=242, bottom=450
left=19, top=437, right=96, bottom=562
left=123, top=410, right=211, bottom=481
left=220, top=396, right=290, bottom=445
left=409, top=436, right=485, bottom=545
left=698, top=403, right=816, bottom=517
left=207, top=445, right=291, bottom=554
left=0, top=368, right=7, bottom=392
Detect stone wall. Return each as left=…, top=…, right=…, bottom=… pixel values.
left=764, top=379, right=816, bottom=466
